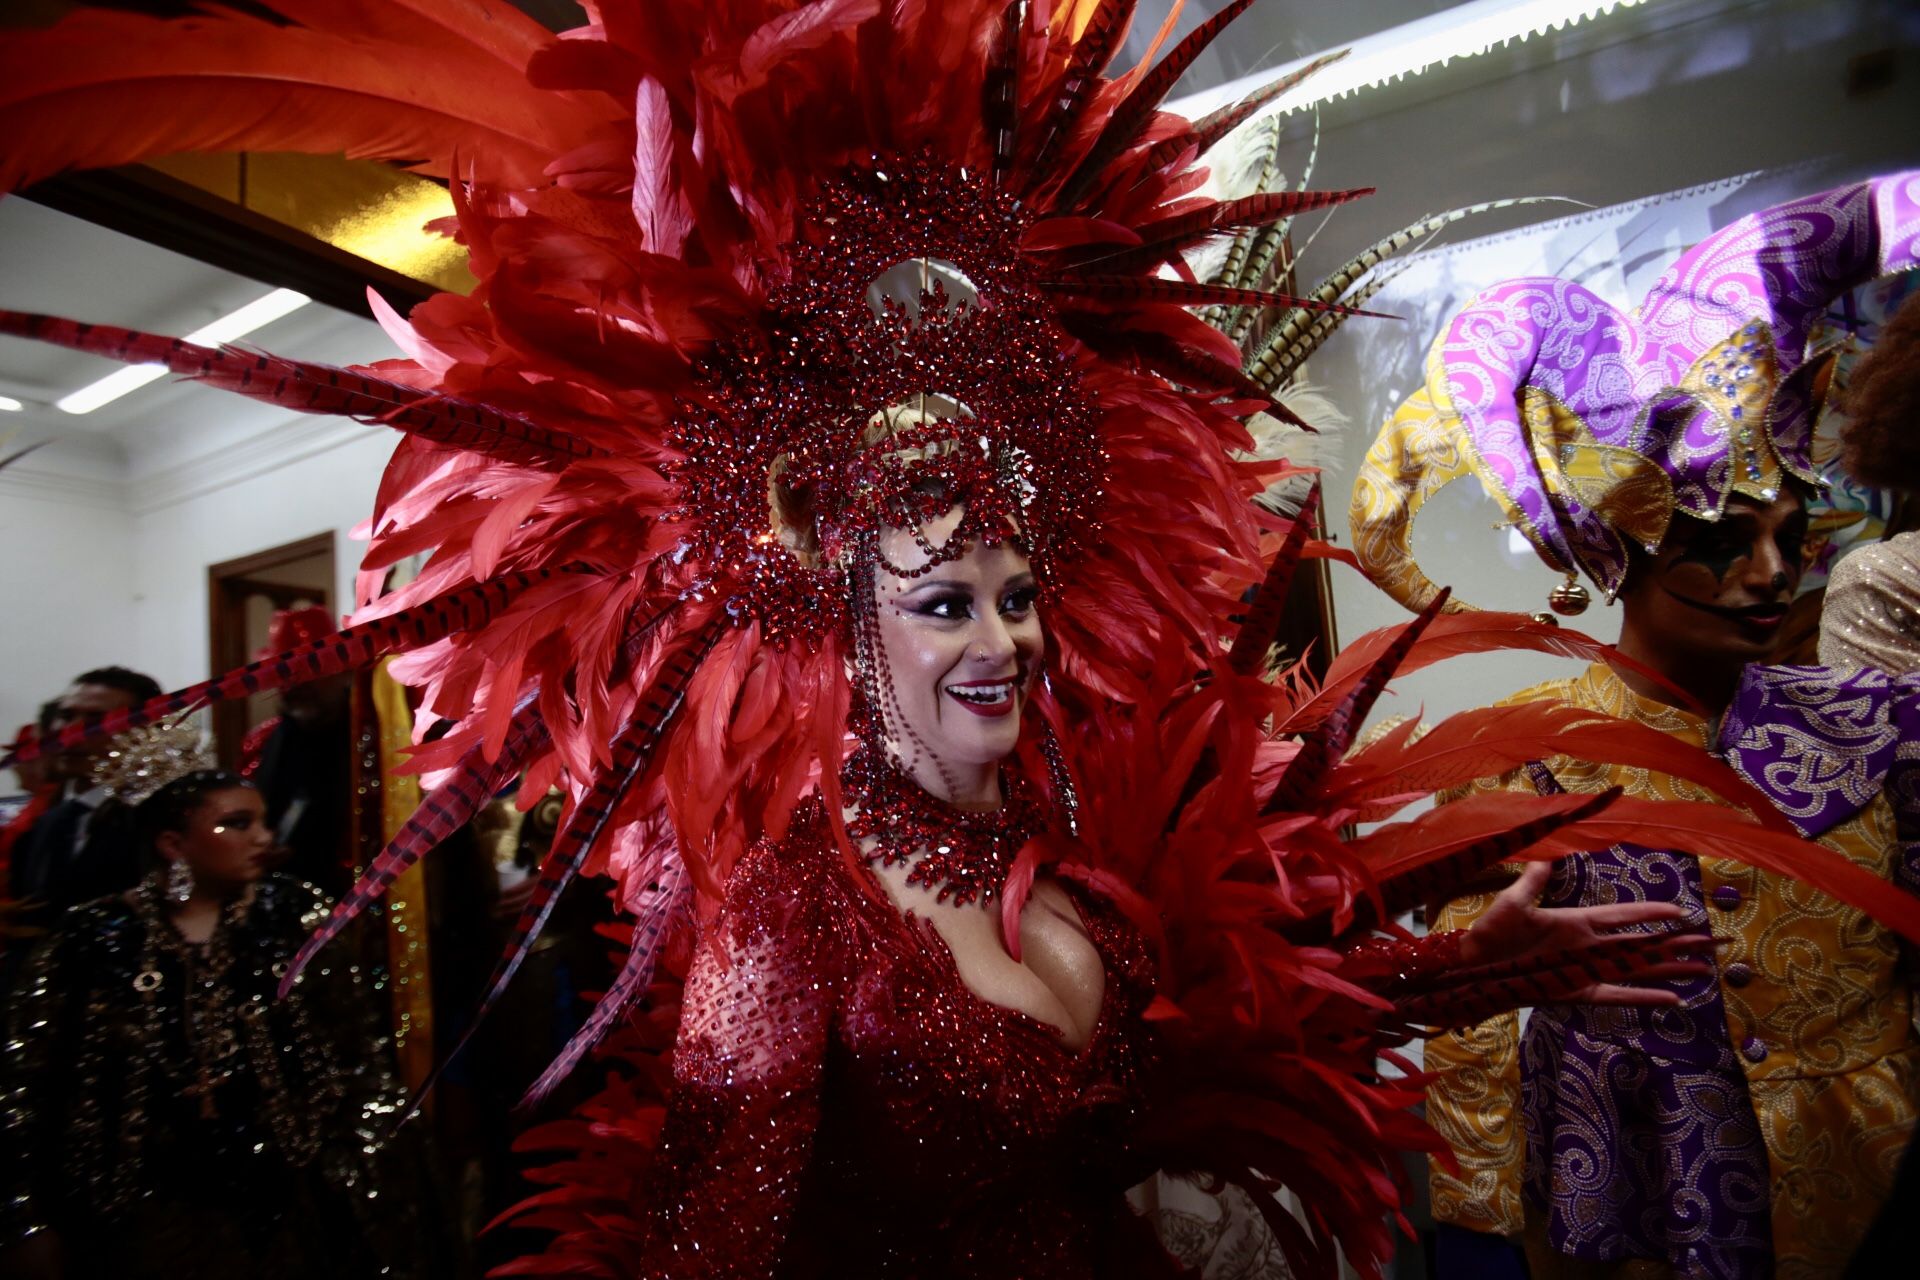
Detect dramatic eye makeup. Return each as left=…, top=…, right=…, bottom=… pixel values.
left=897, top=581, right=973, bottom=620
left=897, top=574, right=1037, bottom=622
left=1669, top=504, right=1808, bottom=587
left=1671, top=520, right=1756, bottom=584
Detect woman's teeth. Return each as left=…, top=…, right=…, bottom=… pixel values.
left=945, top=681, right=1015, bottom=705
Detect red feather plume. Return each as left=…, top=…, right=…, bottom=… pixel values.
left=1019, top=0, right=1138, bottom=195
left=1054, top=0, right=1261, bottom=207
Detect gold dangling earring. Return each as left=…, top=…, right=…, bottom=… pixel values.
left=1548, top=572, right=1591, bottom=617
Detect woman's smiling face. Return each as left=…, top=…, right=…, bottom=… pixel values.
left=870, top=506, right=1043, bottom=802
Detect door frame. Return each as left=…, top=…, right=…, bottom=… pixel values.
left=206, top=531, right=335, bottom=765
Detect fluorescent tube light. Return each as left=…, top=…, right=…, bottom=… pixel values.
left=0, top=395, right=23, bottom=412
left=56, top=287, right=310, bottom=415
left=182, top=287, right=311, bottom=346
left=1172, top=0, right=1652, bottom=120
left=55, top=363, right=167, bottom=415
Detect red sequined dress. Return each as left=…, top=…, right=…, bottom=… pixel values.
left=542, top=803, right=1474, bottom=1279
left=638, top=807, right=1166, bottom=1278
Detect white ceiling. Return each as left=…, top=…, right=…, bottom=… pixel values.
left=0, top=196, right=398, bottom=464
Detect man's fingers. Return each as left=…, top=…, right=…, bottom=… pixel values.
left=1624, top=961, right=1717, bottom=983
left=1576, top=983, right=1687, bottom=1007
left=1647, top=931, right=1726, bottom=959
left=1509, top=858, right=1552, bottom=899
left=1573, top=901, right=1686, bottom=929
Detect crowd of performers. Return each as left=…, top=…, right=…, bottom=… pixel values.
left=0, top=3, right=1917, bottom=1278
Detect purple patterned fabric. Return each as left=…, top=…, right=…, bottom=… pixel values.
left=1520, top=779, right=1774, bottom=1278
left=1518, top=664, right=1920, bottom=1277
left=1436, top=172, right=1920, bottom=597
left=1720, top=665, right=1920, bottom=848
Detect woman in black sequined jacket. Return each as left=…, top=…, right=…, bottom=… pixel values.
left=0, top=770, right=454, bottom=1280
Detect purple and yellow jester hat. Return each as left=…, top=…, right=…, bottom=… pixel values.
left=1351, top=172, right=1920, bottom=615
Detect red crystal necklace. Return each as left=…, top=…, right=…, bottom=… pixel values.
left=843, top=745, right=1046, bottom=908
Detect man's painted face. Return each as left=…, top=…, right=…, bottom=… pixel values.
left=1622, top=488, right=1809, bottom=664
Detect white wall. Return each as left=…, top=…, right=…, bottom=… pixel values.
left=0, top=292, right=399, bottom=787
left=1230, top=0, right=1920, bottom=274
left=127, top=420, right=396, bottom=693
left=0, top=436, right=136, bottom=746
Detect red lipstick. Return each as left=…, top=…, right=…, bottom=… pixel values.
left=944, top=677, right=1019, bottom=718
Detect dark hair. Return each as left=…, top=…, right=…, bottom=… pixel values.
left=70, top=666, right=163, bottom=706
left=137, top=770, right=257, bottom=851
left=35, top=697, right=62, bottom=735
left=1840, top=292, right=1920, bottom=494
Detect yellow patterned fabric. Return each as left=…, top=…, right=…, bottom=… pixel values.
left=1426, top=664, right=1917, bottom=1276
left=373, top=658, right=435, bottom=1093
left=1519, top=388, right=1671, bottom=551
left=1423, top=906, right=1527, bottom=1235
left=1349, top=378, right=1480, bottom=616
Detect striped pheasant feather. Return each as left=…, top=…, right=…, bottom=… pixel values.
left=413, top=617, right=724, bottom=1109
left=281, top=692, right=554, bottom=996
left=0, top=310, right=604, bottom=467
left=10, top=565, right=602, bottom=766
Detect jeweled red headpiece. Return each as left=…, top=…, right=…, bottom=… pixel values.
left=670, top=155, right=1102, bottom=644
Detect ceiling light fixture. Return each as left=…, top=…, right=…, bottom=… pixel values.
left=55, top=286, right=311, bottom=415
left=1171, top=0, right=1652, bottom=120
left=0, top=395, right=24, bottom=412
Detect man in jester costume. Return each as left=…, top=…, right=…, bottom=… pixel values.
left=1352, top=173, right=1920, bottom=1278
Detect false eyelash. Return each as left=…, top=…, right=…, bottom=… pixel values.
left=912, top=593, right=974, bottom=619
left=1001, top=588, right=1040, bottom=613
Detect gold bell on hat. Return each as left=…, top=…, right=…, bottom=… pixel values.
left=1548, top=572, right=1591, bottom=617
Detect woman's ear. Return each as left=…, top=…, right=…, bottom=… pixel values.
left=154, top=828, right=186, bottom=862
